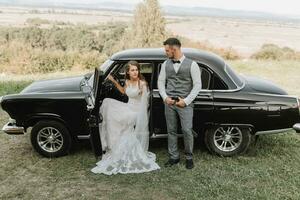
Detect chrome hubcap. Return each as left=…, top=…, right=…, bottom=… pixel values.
left=213, top=126, right=242, bottom=152
left=37, top=127, right=64, bottom=153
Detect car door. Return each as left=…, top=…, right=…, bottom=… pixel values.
left=88, top=67, right=105, bottom=158
left=192, top=64, right=214, bottom=134
left=150, top=61, right=214, bottom=138
left=211, top=69, right=268, bottom=127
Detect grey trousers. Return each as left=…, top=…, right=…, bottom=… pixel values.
left=164, top=103, right=194, bottom=160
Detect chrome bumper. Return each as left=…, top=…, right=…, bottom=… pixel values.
left=1, top=119, right=25, bottom=135
left=293, top=123, right=300, bottom=133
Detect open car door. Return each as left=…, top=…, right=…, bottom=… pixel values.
left=87, top=67, right=105, bottom=159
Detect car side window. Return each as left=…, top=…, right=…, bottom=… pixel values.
left=153, top=62, right=162, bottom=89
left=211, top=73, right=229, bottom=90
left=139, top=62, right=154, bottom=90
left=154, top=62, right=212, bottom=90
left=197, top=63, right=211, bottom=90
left=114, top=61, right=154, bottom=88
left=197, top=63, right=228, bottom=90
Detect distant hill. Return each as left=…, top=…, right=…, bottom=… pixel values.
left=1, top=0, right=300, bottom=23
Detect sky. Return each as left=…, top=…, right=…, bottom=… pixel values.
left=3, top=0, right=300, bottom=16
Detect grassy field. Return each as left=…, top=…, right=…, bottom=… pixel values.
left=0, top=60, right=300, bottom=200
left=228, top=59, right=300, bottom=96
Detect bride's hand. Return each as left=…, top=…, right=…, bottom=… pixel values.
left=108, top=75, right=116, bottom=83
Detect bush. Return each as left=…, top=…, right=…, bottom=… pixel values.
left=0, top=23, right=126, bottom=53
left=217, top=47, right=241, bottom=60
left=30, top=51, right=74, bottom=73
left=79, top=51, right=108, bottom=70
left=178, top=36, right=241, bottom=60
left=251, top=44, right=300, bottom=60
left=0, top=23, right=128, bottom=73
left=26, top=18, right=50, bottom=26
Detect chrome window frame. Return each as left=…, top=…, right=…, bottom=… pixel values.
left=194, top=61, right=246, bottom=93
left=153, top=60, right=246, bottom=94
left=224, top=64, right=244, bottom=88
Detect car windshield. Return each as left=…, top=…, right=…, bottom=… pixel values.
left=225, top=64, right=244, bottom=88
left=88, top=59, right=113, bottom=87
left=100, top=59, right=114, bottom=72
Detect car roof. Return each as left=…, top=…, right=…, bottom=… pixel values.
left=110, top=48, right=225, bottom=68
left=109, top=48, right=242, bottom=90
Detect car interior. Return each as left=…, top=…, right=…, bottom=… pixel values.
left=153, top=62, right=228, bottom=90
left=106, top=60, right=229, bottom=98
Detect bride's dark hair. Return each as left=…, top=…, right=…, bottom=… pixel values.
left=125, top=60, right=147, bottom=90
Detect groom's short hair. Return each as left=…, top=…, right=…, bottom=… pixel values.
left=163, top=38, right=181, bottom=48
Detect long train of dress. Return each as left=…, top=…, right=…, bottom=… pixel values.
left=91, top=81, right=160, bottom=175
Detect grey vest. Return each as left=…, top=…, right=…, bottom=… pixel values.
left=165, top=58, right=193, bottom=98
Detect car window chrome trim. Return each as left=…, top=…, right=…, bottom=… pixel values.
left=199, top=60, right=241, bottom=90
left=152, top=85, right=245, bottom=94
left=224, top=64, right=245, bottom=87
left=211, top=79, right=246, bottom=93
left=249, top=93, right=298, bottom=99
left=296, top=97, right=300, bottom=115
left=154, top=59, right=245, bottom=93
left=99, top=59, right=114, bottom=73
left=0, top=95, right=3, bottom=109
left=197, top=62, right=245, bottom=92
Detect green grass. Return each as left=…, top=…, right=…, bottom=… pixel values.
left=0, top=110, right=299, bottom=199
left=0, top=61, right=300, bottom=199
left=228, top=59, right=300, bottom=96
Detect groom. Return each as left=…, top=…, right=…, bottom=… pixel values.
left=158, top=38, right=202, bottom=169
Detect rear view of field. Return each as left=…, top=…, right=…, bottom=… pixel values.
left=1, top=6, right=300, bottom=57
left=167, top=17, right=300, bottom=56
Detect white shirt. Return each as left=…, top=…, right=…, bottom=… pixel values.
left=157, top=54, right=202, bottom=106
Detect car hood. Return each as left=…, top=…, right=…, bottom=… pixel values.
left=20, top=75, right=84, bottom=94
left=242, top=75, right=288, bottom=95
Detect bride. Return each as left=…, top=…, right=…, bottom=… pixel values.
left=91, top=60, right=160, bottom=175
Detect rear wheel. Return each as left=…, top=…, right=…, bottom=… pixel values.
left=30, top=120, right=72, bottom=158
left=204, top=125, right=251, bottom=156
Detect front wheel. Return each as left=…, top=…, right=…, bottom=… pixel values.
left=30, top=120, right=72, bottom=158
left=204, top=125, right=251, bottom=156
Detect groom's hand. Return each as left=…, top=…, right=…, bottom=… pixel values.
left=175, top=97, right=186, bottom=108
left=165, top=97, right=175, bottom=105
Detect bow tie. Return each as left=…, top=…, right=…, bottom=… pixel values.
left=172, top=60, right=181, bottom=64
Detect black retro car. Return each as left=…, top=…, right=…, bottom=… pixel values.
left=1, top=48, right=300, bottom=158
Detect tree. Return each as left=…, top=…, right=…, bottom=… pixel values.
left=119, top=0, right=166, bottom=49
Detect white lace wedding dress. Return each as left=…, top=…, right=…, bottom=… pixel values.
left=91, top=81, right=160, bottom=175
